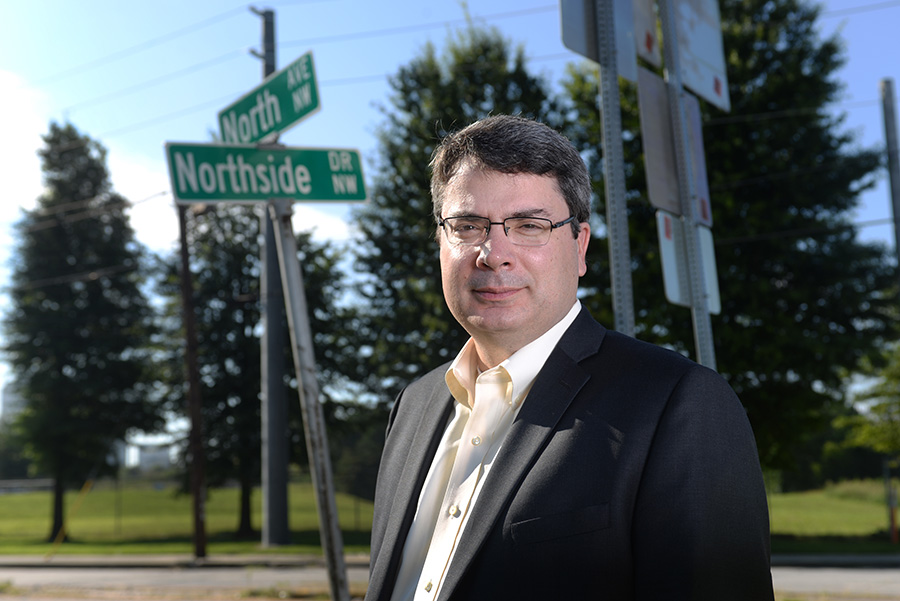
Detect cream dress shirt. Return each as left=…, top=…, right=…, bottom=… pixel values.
left=389, top=301, right=582, bottom=601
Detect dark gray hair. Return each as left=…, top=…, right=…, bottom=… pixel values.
left=430, top=115, right=591, bottom=235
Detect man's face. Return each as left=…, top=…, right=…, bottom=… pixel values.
left=438, top=164, right=590, bottom=365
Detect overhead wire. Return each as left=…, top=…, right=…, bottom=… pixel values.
left=280, top=5, right=557, bottom=48
left=62, top=49, right=248, bottom=115
left=36, top=6, right=250, bottom=86
left=821, top=0, right=900, bottom=18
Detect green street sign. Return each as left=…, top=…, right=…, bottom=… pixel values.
left=218, top=51, right=320, bottom=144
left=165, top=142, right=366, bottom=203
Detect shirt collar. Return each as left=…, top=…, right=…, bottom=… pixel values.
left=445, top=300, right=582, bottom=410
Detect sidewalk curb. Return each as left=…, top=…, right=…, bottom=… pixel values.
left=0, top=553, right=370, bottom=570
left=771, top=554, right=900, bottom=568
left=2, top=553, right=899, bottom=570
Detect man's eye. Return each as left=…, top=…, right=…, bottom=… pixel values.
left=457, top=223, right=478, bottom=231
left=512, top=220, right=548, bottom=233
left=451, top=220, right=483, bottom=233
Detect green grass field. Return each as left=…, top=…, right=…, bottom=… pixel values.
left=768, top=479, right=900, bottom=553
left=1, top=477, right=898, bottom=556
left=0, top=479, right=374, bottom=555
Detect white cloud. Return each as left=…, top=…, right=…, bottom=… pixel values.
left=106, top=148, right=180, bottom=255
left=0, top=70, right=47, bottom=240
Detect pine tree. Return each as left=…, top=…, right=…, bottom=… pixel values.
left=4, top=122, right=161, bottom=541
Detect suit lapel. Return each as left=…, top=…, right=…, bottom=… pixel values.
left=437, top=310, right=606, bottom=599
left=368, top=384, right=455, bottom=600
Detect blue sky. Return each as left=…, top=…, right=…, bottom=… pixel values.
left=0, top=0, right=898, bottom=396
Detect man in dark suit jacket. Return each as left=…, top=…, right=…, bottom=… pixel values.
left=366, top=115, right=774, bottom=601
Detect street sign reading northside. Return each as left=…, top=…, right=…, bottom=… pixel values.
left=218, top=51, right=320, bottom=144
left=165, top=143, right=366, bottom=203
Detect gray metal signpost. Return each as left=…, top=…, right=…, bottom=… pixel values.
left=561, top=0, right=636, bottom=337
left=269, top=198, right=351, bottom=601
left=562, top=0, right=725, bottom=367
left=658, top=0, right=717, bottom=369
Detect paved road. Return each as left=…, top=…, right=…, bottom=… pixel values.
left=774, top=566, right=900, bottom=599
left=2, top=559, right=900, bottom=600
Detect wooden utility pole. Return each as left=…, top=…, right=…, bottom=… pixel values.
left=177, top=203, right=207, bottom=559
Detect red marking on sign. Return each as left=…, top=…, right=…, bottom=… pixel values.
left=700, top=198, right=710, bottom=221
left=664, top=215, right=672, bottom=240
left=714, top=76, right=722, bottom=97
left=645, top=31, right=654, bottom=53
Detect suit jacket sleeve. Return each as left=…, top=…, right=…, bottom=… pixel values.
left=629, top=363, right=773, bottom=599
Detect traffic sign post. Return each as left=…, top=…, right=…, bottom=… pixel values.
left=218, top=51, right=320, bottom=144
left=268, top=198, right=350, bottom=601
left=165, top=142, right=367, bottom=203
left=659, top=0, right=718, bottom=369
left=560, top=0, right=636, bottom=337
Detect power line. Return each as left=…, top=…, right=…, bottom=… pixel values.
left=62, top=50, right=247, bottom=115
left=714, top=217, right=897, bottom=246
left=280, top=5, right=557, bottom=48
left=821, top=0, right=900, bottom=18
left=36, top=6, right=250, bottom=86
left=25, top=192, right=168, bottom=233
left=18, top=264, right=136, bottom=291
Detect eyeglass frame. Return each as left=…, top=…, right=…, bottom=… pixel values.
left=437, top=214, right=577, bottom=247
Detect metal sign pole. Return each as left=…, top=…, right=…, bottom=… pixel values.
left=880, top=78, right=900, bottom=261
left=658, top=0, right=717, bottom=369
left=267, top=198, right=350, bottom=601
left=594, top=0, right=636, bottom=336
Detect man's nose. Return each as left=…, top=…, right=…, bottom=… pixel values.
left=476, top=225, right=514, bottom=270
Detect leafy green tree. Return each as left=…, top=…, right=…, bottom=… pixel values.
left=4, top=122, right=162, bottom=541
left=350, top=23, right=567, bottom=402
left=842, top=344, right=900, bottom=459
left=562, top=0, right=897, bottom=470
left=156, top=204, right=362, bottom=535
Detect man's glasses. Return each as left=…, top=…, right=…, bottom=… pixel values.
left=438, top=215, right=576, bottom=247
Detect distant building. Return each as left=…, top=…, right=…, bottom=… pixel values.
left=136, top=444, right=173, bottom=471
left=0, top=383, right=25, bottom=427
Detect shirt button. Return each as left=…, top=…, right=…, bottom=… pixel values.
left=471, top=436, right=482, bottom=446
left=448, top=504, right=460, bottom=517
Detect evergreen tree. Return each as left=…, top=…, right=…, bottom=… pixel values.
left=562, top=0, right=897, bottom=470
left=4, top=122, right=161, bottom=541
left=350, top=24, right=567, bottom=401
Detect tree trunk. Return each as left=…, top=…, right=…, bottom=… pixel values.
left=48, top=477, right=65, bottom=543
left=236, top=479, right=255, bottom=539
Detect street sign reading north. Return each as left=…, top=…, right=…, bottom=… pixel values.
left=218, top=51, right=320, bottom=144
left=165, top=142, right=366, bottom=203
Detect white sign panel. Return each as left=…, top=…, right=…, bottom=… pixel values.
left=638, top=68, right=679, bottom=215
left=656, top=210, right=721, bottom=314
left=675, top=0, right=731, bottom=112
left=683, top=91, right=712, bottom=225
left=560, top=0, right=639, bottom=82
left=637, top=67, right=713, bottom=226
left=634, top=0, right=661, bottom=67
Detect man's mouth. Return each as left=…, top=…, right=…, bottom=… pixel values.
left=473, top=287, right=521, bottom=301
